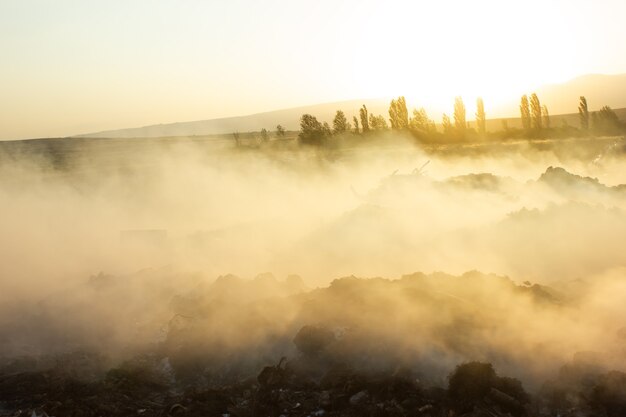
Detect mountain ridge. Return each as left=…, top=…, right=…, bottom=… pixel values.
left=76, top=73, right=626, bottom=139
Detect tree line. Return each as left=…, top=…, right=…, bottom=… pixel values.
left=234, top=94, right=624, bottom=147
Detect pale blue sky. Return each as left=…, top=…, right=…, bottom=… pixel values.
left=1, top=0, right=625, bottom=139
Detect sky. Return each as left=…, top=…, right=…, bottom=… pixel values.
left=1, top=0, right=626, bottom=140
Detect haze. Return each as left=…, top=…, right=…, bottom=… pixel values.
left=1, top=2, right=626, bottom=416
left=1, top=136, right=626, bottom=401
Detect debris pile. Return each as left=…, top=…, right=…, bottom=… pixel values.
left=1, top=271, right=625, bottom=416
left=3, top=349, right=624, bottom=416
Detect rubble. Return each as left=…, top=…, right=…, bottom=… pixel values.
left=1, top=346, right=624, bottom=417
left=1, top=272, right=625, bottom=416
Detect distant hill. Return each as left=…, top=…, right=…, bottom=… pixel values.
left=77, top=99, right=391, bottom=139
left=535, top=73, right=626, bottom=115
left=484, top=107, right=626, bottom=131
left=77, top=74, right=626, bottom=139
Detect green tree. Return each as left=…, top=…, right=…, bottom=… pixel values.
left=475, top=97, right=486, bottom=136
left=353, top=116, right=360, bottom=133
left=276, top=124, right=286, bottom=138
left=298, top=114, right=327, bottom=145
left=332, top=110, right=351, bottom=134
left=453, top=97, right=466, bottom=134
left=442, top=113, right=452, bottom=135
left=388, top=96, right=409, bottom=130
left=530, top=93, right=542, bottom=130
left=359, top=105, right=370, bottom=132
left=542, top=105, right=550, bottom=129
left=520, top=95, right=531, bottom=131
left=578, top=96, right=589, bottom=132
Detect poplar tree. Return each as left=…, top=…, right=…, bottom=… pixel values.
left=369, top=114, right=388, bottom=130
left=359, top=105, right=370, bottom=132
left=530, top=93, right=542, bottom=130
left=578, top=96, right=589, bottom=132
left=542, top=105, right=550, bottom=129
left=520, top=95, right=531, bottom=131
left=388, top=96, right=409, bottom=129
left=410, top=108, right=435, bottom=133
left=353, top=116, right=360, bottom=133
left=476, top=97, right=486, bottom=136
left=442, top=114, right=452, bottom=135
left=453, top=97, right=466, bottom=133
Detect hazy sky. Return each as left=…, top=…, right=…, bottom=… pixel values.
left=1, top=0, right=626, bottom=139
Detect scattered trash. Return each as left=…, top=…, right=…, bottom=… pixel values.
left=1, top=273, right=624, bottom=417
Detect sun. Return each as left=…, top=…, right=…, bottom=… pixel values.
left=342, top=0, right=577, bottom=118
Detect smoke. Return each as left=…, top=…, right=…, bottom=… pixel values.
left=0, top=135, right=625, bottom=388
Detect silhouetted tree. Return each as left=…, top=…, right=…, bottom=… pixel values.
left=322, top=122, right=332, bottom=137
left=530, top=93, right=542, bottom=130
left=389, top=96, right=409, bottom=130
left=298, top=114, right=327, bottom=145
left=332, top=110, right=351, bottom=134
left=453, top=97, right=466, bottom=134
left=369, top=114, right=388, bottom=130
left=410, top=108, right=435, bottom=133
left=598, top=105, right=619, bottom=122
left=442, top=113, right=452, bottom=135
left=233, top=131, right=241, bottom=147
left=359, top=105, right=370, bottom=132
left=542, top=105, right=550, bottom=129
left=260, top=128, right=269, bottom=142
left=353, top=116, right=360, bottom=133
left=476, top=97, right=486, bottom=136
left=275, top=124, right=286, bottom=138
left=579, top=96, right=589, bottom=132
left=520, top=95, right=531, bottom=131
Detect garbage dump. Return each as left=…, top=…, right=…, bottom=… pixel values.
left=1, top=271, right=625, bottom=417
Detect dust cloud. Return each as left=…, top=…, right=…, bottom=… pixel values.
left=0, top=135, right=625, bottom=391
